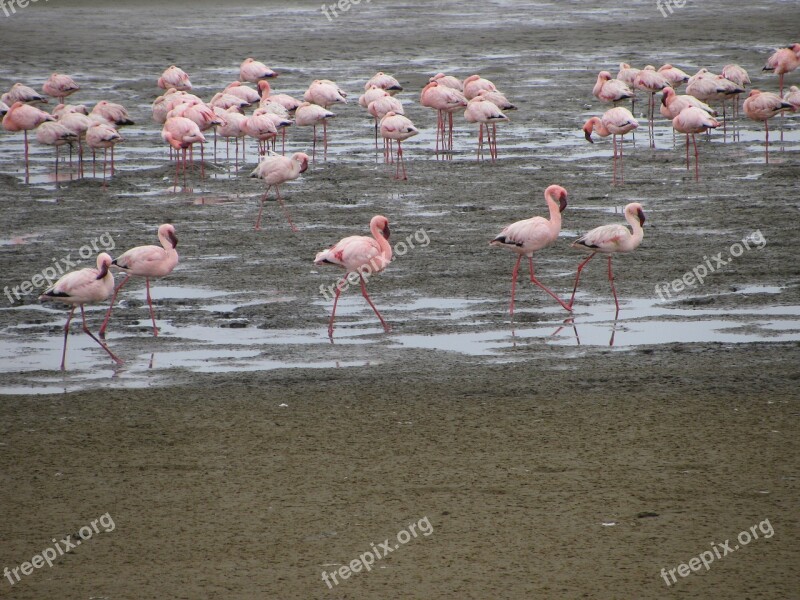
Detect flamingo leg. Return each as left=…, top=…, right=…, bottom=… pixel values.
left=24, top=130, right=29, bottom=184
left=110, top=145, right=115, bottom=176
left=693, top=133, right=699, bottom=181
left=435, top=110, right=442, bottom=159
left=619, top=134, right=625, bottom=184
left=99, top=273, right=132, bottom=337
left=568, top=252, right=597, bottom=309
left=359, top=273, right=390, bottom=332
left=477, top=124, right=483, bottom=161
left=607, top=256, right=620, bottom=314
left=312, top=124, right=317, bottom=162
left=528, top=256, right=571, bottom=312
left=80, top=304, right=123, bottom=365
left=255, top=185, right=271, bottom=231
left=765, top=120, right=770, bottom=165
left=327, top=282, right=342, bottom=338
left=685, top=133, right=690, bottom=171
left=612, top=134, right=617, bottom=185
left=448, top=112, right=454, bottom=157
left=509, top=255, right=521, bottom=317
left=323, top=120, right=328, bottom=160
left=145, top=278, right=158, bottom=337
left=275, top=185, right=298, bottom=232
left=60, top=306, right=76, bottom=370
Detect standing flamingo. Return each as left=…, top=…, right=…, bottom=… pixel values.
left=489, top=184, right=571, bottom=316
left=314, top=215, right=393, bottom=338
left=720, top=64, right=750, bottom=125
left=304, top=79, right=347, bottom=107
left=295, top=102, right=336, bottom=161
left=464, top=96, right=508, bottom=161
left=240, top=57, right=278, bottom=82
left=90, top=101, right=134, bottom=127
left=222, top=81, right=260, bottom=105
left=39, top=252, right=122, bottom=370
left=157, top=65, right=192, bottom=91
left=420, top=81, right=467, bottom=158
left=249, top=152, right=309, bottom=230
left=379, top=112, right=418, bottom=180
left=86, top=121, right=123, bottom=180
left=634, top=66, right=670, bottom=147
left=784, top=85, right=800, bottom=111
left=763, top=44, right=800, bottom=96
left=258, top=81, right=302, bottom=112
left=671, top=106, right=720, bottom=180
left=463, top=75, right=497, bottom=100
left=568, top=203, right=646, bottom=314
left=593, top=71, right=634, bottom=104
left=657, top=64, right=690, bottom=89
left=365, top=72, right=402, bottom=95
left=58, top=112, right=92, bottom=176
left=42, top=73, right=79, bottom=103
left=361, top=87, right=392, bottom=150
left=99, top=224, right=179, bottom=338
left=429, top=73, right=463, bottom=91
left=161, top=116, right=206, bottom=187
left=1, top=83, right=47, bottom=105
left=2, top=101, right=55, bottom=182
left=367, top=94, right=403, bottom=153
left=583, top=107, right=639, bottom=185
left=743, top=89, right=793, bottom=164
left=35, top=121, right=78, bottom=179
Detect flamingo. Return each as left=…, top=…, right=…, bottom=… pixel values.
left=52, top=103, right=88, bottom=118
left=634, top=66, right=670, bottom=147
left=2, top=101, right=55, bottom=182
left=39, top=252, right=122, bottom=370
left=361, top=87, right=392, bottom=149
left=42, top=73, right=79, bottom=103
left=258, top=81, right=302, bottom=112
left=743, top=89, right=793, bottom=164
left=763, top=44, right=800, bottom=96
left=365, top=72, right=402, bottom=95
left=240, top=57, right=278, bottom=82
left=167, top=102, right=223, bottom=173
left=86, top=122, right=123, bottom=179
left=253, top=103, right=292, bottom=154
left=464, top=96, right=508, bottom=161
left=476, top=89, right=516, bottom=111
left=720, top=64, right=750, bottom=127
left=304, top=79, right=347, bottom=107
left=157, top=65, right=192, bottom=91
left=222, top=81, right=260, bottom=105
left=671, top=106, right=720, bottom=180
left=161, top=116, right=206, bottom=187
left=463, top=75, right=497, bottom=100
left=429, top=73, right=463, bottom=91
left=657, top=64, right=690, bottom=89
left=593, top=71, right=634, bottom=104
left=35, top=121, right=77, bottom=179
left=583, top=107, right=639, bottom=185
left=90, top=101, right=134, bottom=127
left=1, top=83, right=47, bottom=105
left=295, top=102, right=336, bottom=161
left=314, top=215, right=393, bottom=338
left=784, top=85, right=800, bottom=111
left=379, top=112, right=418, bottom=180
left=214, top=108, right=247, bottom=169
left=368, top=94, right=403, bottom=153
left=420, top=81, right=467, bottom=158
left=209, top=91, right=251, bottom=112
left=660, top=87, right=716, bottom=118
left=99, top=224, right=179, bottom=338
left=616, top=63, right=640, bottom=87
left=568, top=202, right=646, bottom=314
left=249, top=152, right=309, bottom=230
left=489, top=184, right=571, bottom=315
left=58, top=112, right=92, bottom=176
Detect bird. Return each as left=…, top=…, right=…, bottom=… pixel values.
left=463, top=75, right=497, bottom=100
left=39, top=252, right=122, bottom=370
left=657, top=64, right=690, bottom=89
left=476, top=89, right=516, bottom=111
left=489, top=184, right=571, bottom=316
left=157, top=65, right=192, bottom=91
left=57, top=112, right=93, bottom=176
left=294, top=102, right=336, bottom=161
left=633, top=66, right=670, bottom=147
left=257, top=81, right=302, bottom=112
left=568, top=202, right=646, bottom=314
left=367, top=94, right=404, bottom=152
left=364, top=72, right=402, bottom=95
left=583, top=107, right=639, bottom=185
left=593, top=71, right=634, bottom=104
left=90, top=101, right=134, bottom=127
left=249, top=152, right=310, bottom=230
left=167, top=102, right=222, bottom=173
left=420, top=81, right=467, bottom=157
left=379, top=112, right=418, bottom=180
left=215, top=109, right=248, bottom=168
left=660, top=87, right=716, bottom=118
left=2, top=101, right=55, bottom=182
left=743, top=89, right=793, bottom=164
left=671, top=106, right=720, bottom=180
left=85, top=121, right=123, bottom=180
left=99, top=224, right=179, bottom=338
left=35, top=121, right=78, bottom=179
left=222, top=81, right=260, bottom=105
left=429, top=73, right=463, bottom=91
left=240, top=57, right=278, bottom=82
left=763, top=43, right=800, bottom=96
left=464, top=96, right=508, bottom=161
left=720, top=64, right=751, bottom=123
left=616, top=63, right=640, bottom=87
left=1, top=83, right=47, bottom=105
left=784, top=85, right=800, bottom=111
left=42, top=73, right=79, bottom=103
left=161, top=116, right=206, bottom=187
left=314, top=215, right=393, bottom=338
left=304, top=79, right=347, bottom=107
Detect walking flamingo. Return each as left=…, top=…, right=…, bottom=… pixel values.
left=763, top=44, right=800, bottom=96
left=240, top=57, right=278, bottom=82
left=379, top=112, right=418, bottom=180
left=464, top=96, right=508, bottom=161
left=365, top=72, right=402, bottom=95
left=295, top=102, right=336, bottom=161
left=583, top=107, right=639, bottom=185
left=568, top=203, right=646, bottom=314
left=99, top=224, right=179, bottom=338
left=2, top=101, right=55, bottom=182
left=157, top=65, right=192, bottom=91
left=314, top=215, right=393, bottom=338
left=671, top=106, right=720, bottom=180
left=42, top=73, right=79, bottom=103
left=489, top=184, right=571, bottom=316
left=743, top=89, right=793, bottom=164
left=39, top=252, right=122, bottom=370
left=249, top=152, right=309, bottom=230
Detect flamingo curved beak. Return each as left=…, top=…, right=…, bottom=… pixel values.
left=637, top=208, right=646, bottom=226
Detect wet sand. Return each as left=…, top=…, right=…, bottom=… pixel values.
left=0, top=1, right=799, bottom=598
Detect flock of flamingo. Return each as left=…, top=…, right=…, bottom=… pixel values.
left=2, top=45, right=798, bottom=369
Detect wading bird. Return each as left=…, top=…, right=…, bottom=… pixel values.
left=582, top=107, right=639, bottom=185
left=2, top=101, right=55, bottom=182
left=464, top=96, right=508, bottom=161
left=671, top=106, right=720, bottom=180
left=379, top=111, right=418, bottom=180
left=763, top=43, right=800, bottom=96
left=42, top=73, right=80, bottom=103
left=743, top=89, right=793, bottom=164
left=249, top=152, right=309, bottom=230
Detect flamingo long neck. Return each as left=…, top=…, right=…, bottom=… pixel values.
left=371, top=222, right=393, bottom=266
left=592, top=117, right=611, bottom=137
left=545, top=191, right=563, bottom=234
left=159, top=231, right=176, bottom=253
left=626, top=211, right=644, bottom=245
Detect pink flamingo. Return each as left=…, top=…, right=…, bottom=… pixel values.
left=743, top=89, right=793, bottom=164
left=463, top=74, right=497, bottom=100
left=253, top=103, right=292, bottom=154
left=365, top=72, right=402, bottom=95
left=222, top=81, right=260, bottom=105
left=1, top=83, right=47, bottom=105
left=763, top=44, right=800, bottom=96
left=661, top=87, right=716, bottom=118
left=464, top=96, right=508, bottom=161
left=314, top=215, right=393, bottom=338
left=784, top=85, right=800, bottom=111
left=583, top=107, right=639, bottom=185
left=360, top=87, right=391, bottom=149
left=379, top=112, right=418, bottom=180
left=489, top=184, right=571, bottom=315
left=720, top=64, right=750, bottom=127
left=42, top=73, right=79, bottom=103
left=249, top=152, right=309, bottom=230
left=58, top=112, right=92, bottom=176
left=209, top=91, right=251, bottom=112
left=90, top=101, right=134, bottom=127
left=657, top=64, right=690, bottom=89
left=420, top=81, right=467, bottom=158
left=258, top=81, right=302, bottom=112
left=593, top=71, right=634, bottom=104
left=634, top=66, right=670, bottom=147
left=99, top=224, right=178, bottom=338
left=568, top=202, right=646, bottom=315
left=616, top=63, right=640, bottom=87
left=367, top=94, right=403, bottom=152
left=168, top=102, right=223, bottom=174
left=429, top=73, right=463, bottom=91
left=304, top=79, right=347, bottom=107
left=86, top=122, right=123, bottom=180
left=161, top=116, right=206, bottom=187
left=671, top=106, right=720, bottom=180
left=2, top=101, right=55, bottom=182
left=295, top=102, right=336, bottom=161
left=240, top=57, right=278, bottom=82
left=215, top=108, right=247, bottom=169
left=39, top=252, right=122, bottom=370
left=53, top=103, right=88, bottom=118
left=157, top=65, right=192, bottom=91
left=35, top=121, right=77, bottom=179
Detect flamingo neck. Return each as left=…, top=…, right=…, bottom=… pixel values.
left=545, top=193, right=562, bottom=233
left=626, top=212, right=644, bottom=243
left=371, top=222, right=393, bottom=265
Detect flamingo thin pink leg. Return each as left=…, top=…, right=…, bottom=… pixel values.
left=607, top=256, right=620, bottom=314
left=509, top=255, right=521, bottom=317
left=24, top=130, right=29, bottom=184
left=528, top=257, right=572, bottom=312
left=765, top=120, right=770, bottom=165
left=275, top=186, right=298, bottom=232
left=145, top=278, right=158, bottom=337
left=359, top=273, right=390, bottom=332
left=255, top=185, right=271, bottom=231
left=60, top=306, right=76, bottom=370
left=692, top=134, right=699, bottom=181
left=80, top=305, right=123, bottom=365
left=328, top=284, right=342, bottom=338
left=568, top=252, right=596, bottom=308
left=99, top=273, right=131, bottom=337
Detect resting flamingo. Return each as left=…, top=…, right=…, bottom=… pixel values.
left=295, top=102, right=336, bottom=161
left=464, top=96, right=508, bottom=161
left=763, top=44, right=800, bottom=96
left=42, top=73, right=79, bottom=103
left=380, top=112, right=418, bottom=180
left=365, top=72, right=402, bottom=95
left=240, top=58, right=278, bottom=82
left=157, top=65, right=192, bottom=91
left=671, top=106, right=720, bottom=180
left=743, top=89, right=793, bottom=164
left=2, top=101, right=55, bottom=182
left=582, top=107, right=639, bottom=185
left=420, top=81, right=467, bottom=158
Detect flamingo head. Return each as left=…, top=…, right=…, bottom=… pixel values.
left=371, top=215, right=390, bottom=240
left=293, top=152, right=310, bottom=173
left=582, top=117, right=599, bottom=143
left=661, top=87, right=675, bottom=105
left=95, top=253, right=113, bottom=278
left=627, top=203, right=646, bottom=227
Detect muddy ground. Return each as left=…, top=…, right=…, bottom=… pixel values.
left=0, top=1, right=798, bottom=598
